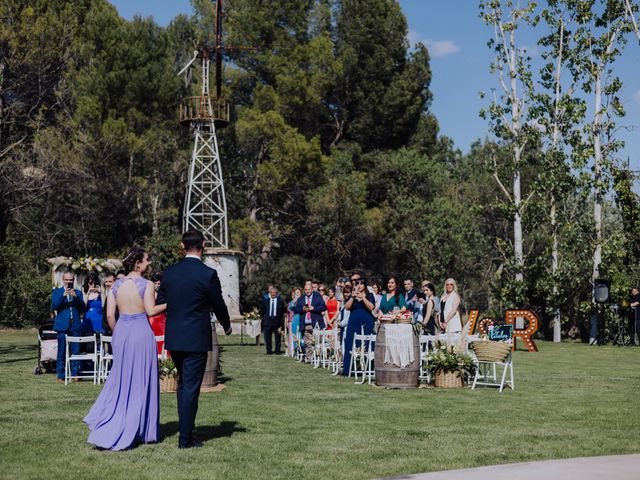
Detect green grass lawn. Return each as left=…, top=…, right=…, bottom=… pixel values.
left=0, top=329, right=638, bottom=480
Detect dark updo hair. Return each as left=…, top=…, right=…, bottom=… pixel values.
left=122, top=246, right=146, bottom=274
left=83, top=273, right=101, bottom=294
left=150, top=272, right=162, bottom=283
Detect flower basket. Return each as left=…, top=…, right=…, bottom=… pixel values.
left=160, top=376, right=177, bottom=392
left=470, top=340, right=511, bottom=362
left=426, top=342, right=476, bottom=386
left=159, top=358, right=178, bottom=393
left=435, top=369, right=464, bottom=388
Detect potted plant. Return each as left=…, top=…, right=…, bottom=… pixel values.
left=425, top=343, right=476, bottom=388
left=158, top=358, right=178, bottom=392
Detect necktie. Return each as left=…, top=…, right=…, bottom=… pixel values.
left=306, top=296, right=311, bottom=323
left=270, top=298, right=275, bottom=317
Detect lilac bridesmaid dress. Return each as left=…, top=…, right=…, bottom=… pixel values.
left=83, top=276, right=159, bottom=450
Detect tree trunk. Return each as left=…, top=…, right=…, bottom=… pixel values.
left=592, top=73, right=603, bottom=282
left=551, top=194, right=561, bottom=342
left=513, top=158, right=524, bottom=282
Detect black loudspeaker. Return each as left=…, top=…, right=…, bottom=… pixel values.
left=593, top=279, right=611, bottom=304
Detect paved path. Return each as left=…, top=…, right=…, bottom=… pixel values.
left=387, top=454, right=640, bottom=480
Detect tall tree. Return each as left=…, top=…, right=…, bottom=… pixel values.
left=480, top=0, right=538, bottom=292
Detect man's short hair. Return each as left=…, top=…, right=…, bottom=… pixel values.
left=183, top=229, right=205, bottom=251
left=104, top=272, right=116, bottom=279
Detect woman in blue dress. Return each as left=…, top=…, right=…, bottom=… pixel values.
left=82, top=273, right=104, bottom=335
left=342, top=279, right=376, bottom=376
left=287, top=287, right=302, bottom=356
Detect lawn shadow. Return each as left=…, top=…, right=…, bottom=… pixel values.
left=0, top=344, right=38, bottom=363
left=161, top=420, right=248, bottom=442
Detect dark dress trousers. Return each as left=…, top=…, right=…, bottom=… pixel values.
left=261, top=295, right=285, bottom=354
left=157, top=257, right=231, bottom=448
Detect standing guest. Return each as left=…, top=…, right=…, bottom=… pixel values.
left=83, top=273, right=104, bottom=335
left=440, top=278, right=462, bottom=333
left=334, top=276, right=348, bottom=302
left=338, top=284, right=353, bottom=329
left=371, top=280, right=383, bottom=311
left=350, top=272, right=361, bottom=287
left=156, top=229, right=232, bottom=449
left=378, top=276, right=406, bottom=314
left=262, top=283, right=275, bottom=302
left=319, top=283, right=329, bottom=302
left=261, top=285, right=286, bottom=355
left=342, top=279, right=375, bottom=376
left=325, top=287, right=339, bottom=329
left=311, top=280, right=320, bottom=292
left=287, top=287, right=302, bottom=356
left=403, top=279, right=422, bottom=323
left=52, top=270, right=85, bottom=383
left=83, top=247, right=166, bottom=450
left=102, top=273, right=116, bottom=334
left=149, top=272, right=167, bottom=355
left=421, top=279, right=441, bottom=321
left=116, top=271, right=126, bottom=280
left=630, top=287, right=640, bottom=346
left=292, top=282, right=327, bottom=362
left=419, top=282, right=437, bottom=334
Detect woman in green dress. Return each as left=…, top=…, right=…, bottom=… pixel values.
left=378, top=276, right=407, bottom=315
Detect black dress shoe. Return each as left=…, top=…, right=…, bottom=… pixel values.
left=266, top=351, right=274, bottom=355
left=274, top=351, right=283, bottom=355
left=179, top=440, right=204, bottom=449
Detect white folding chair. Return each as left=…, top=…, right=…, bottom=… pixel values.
left=311, top=329, right=323, bottom=368
left=98, top=335, right=113, bottom=383
left=65, top=335, right=98, bottom=384
left=355, top=333, right=376, bottom=384
left=294, top=331, right=304, bottom=362
left=155, top=335, right=167, bottom=360
left=419, top=334, right=431, bottom=382
left=471, top=351, right=515, bottom=392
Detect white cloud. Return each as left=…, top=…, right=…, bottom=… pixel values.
left=407, top=30, right=461, bottom=58
left=635, top=90, right=640, bottom=104
left=520, top=44, right=540, bottom=58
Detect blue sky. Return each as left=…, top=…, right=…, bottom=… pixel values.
left=109, top=0, right=640, bottom=172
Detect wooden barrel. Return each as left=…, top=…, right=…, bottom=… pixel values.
left=201, top=327, right=220, bottom=389
left=374, top=324, right=420, bottom=388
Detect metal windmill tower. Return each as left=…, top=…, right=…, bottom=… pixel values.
left=178, top=0, right=230, bottom=248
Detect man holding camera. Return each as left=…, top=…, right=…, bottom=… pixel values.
left=51, top=270, right=85, bottom=383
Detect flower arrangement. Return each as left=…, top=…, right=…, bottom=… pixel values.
left=243, top=308, right=261, bottom=322
left=158, top=358, right=177, bottom=379
left=47, top=256, right=123, bottom=273
left=425, top=343, right=476, bottom=378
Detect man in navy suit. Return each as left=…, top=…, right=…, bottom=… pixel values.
left=157, top=230, right=232, bottom=449
left=292, top=281, right=327, bottom=362
left=51, top=270, right=85, bottom=382
left=261, top=285, right=285, bottom=355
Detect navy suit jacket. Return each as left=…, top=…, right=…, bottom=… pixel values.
left=261, top=295, right=286, bottom=328
left=292, top=292, right=327, bottom=329
left=157, top=257, right=231, bottom=352
left=51, top=287, right=85, bottom=333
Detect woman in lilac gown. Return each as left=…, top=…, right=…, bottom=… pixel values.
left=84, top=247, right=166, bottom=451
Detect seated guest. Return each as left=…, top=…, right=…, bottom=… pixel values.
left=440, top=278, right=462, bottom=333
left=82, top=273, right=103, bottom=335
left=149, top=272, right=167, bottom=354
left=51, top=270, right=85, bottom=383
left=262, top=285, right=286, bottom=355
left=292, top=281, right=327, bottom=362
left=378, top=276, right=406, bottom=314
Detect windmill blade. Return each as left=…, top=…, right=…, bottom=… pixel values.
left=178, top=50, right=199, bottom=77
